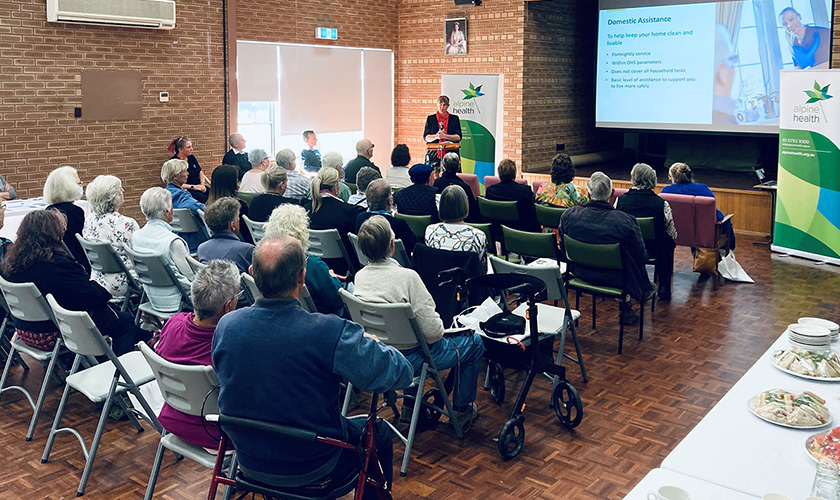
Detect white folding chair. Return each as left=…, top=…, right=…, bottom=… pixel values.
left=171, top=208, right=209, bottom=254
left=76, top=234, right=142, bottom=313
left=42, top=294, right=162, bottom=497
left=241, top=215, right=265, bottom=244
left=124, top=246, right=192, bottom=329
left=138, top=342, right=235, bottom=500
left=0, top=276, right=66, bottom=442
left=307, top=228, right=355, bottom=275
left=339, top=289, right=463, bottom=477
left=348, top=233, right=410, bottom=269
left=240, top=272, right=317, bottom=313
left=186, top=256, right=207, bottom=275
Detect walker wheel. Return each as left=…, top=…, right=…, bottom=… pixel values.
left=419, top=389, right=442, bottom=427
left=497, top=416, right=525, bottom=460
left=552, top=381, right=582, bottom=428
left=489, top=362, right=505, bottom=405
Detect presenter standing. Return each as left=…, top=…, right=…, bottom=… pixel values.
left=424, top=95, right=462, bottom=172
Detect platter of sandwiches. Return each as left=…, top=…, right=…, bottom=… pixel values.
left=749, top=389, right=831, bottom=429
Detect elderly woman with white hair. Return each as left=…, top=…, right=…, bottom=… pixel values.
left=238, top=148, right=271, bottom=194
left=162, top=158, right=206, bottom=253
left=616, top=163, right=677, bottom=301
left=264, top=203, right=346, bottom=317
left=131, top=187, right=195, bottom=312
left=44, top=165, right=90, bottom=273
left=82, top=175, right=140, bottom=297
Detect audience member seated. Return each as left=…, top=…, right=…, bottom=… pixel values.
left=347, top=167, right=381, bottom=209
left=248, top=167, right=299, bottom=222
left=132, top=187, right=195, bottom=313
left=301, top=129, right=321, bottom=172
left=161, top=158, right=206, bottom=253
left=212, top=236, right=412, bottom=498
left=275, top=148, right=309, bottom=200
left=433, top=152, right=481, bottom=223
left=0, top=204, right=11, bottom=261
left=394, top=163, right=439, bottom=223
left=44, top=165, right=90, bottom=274
left=207, top=164, right=252, bottom=244
left=343, top=139, right=380, bottom=184
left=616, top=163, right=678, bottom=301
left=354, top=216, right=484, bottom=427
left=559, top=172, right=653, bottom=325
left=660, top=161, right=736, bottom=250
left=83, top=175, right=139, bottom=298
left=198, top=198, right=254, bottom=274
left=155, top=260, right=240, bottom=450
left=535, top=153, right=589, bottom=208
left=239, top=149, right=270, bottom=194
left=222, top=133, right=251, bottom=180
left=0, top=173, right=17, bottom=201
left=168, top=136, right=209, bottom=204
left=385, top=144, right=412, bottom=189
left=264, top=204, right=346, bottom=317
left=485, top=158, right=540, bottom=232
left=303, top=167, right=363, bottom=275
left=2, top=210, right=150, bottom=355
left=322, top=151, right=352, bottom=202
left=355, top=179, right=419, bottom=254
left=425, top=185, right=487, bottom=270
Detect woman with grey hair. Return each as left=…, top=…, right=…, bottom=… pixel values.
left=248, top=167, right=299, bottom=222
left=131, top=187, right=195, bottom=312
left=616, top=163, right=677, bottom=300
left=425, top=184, right=487, bottom=270
left=44, top=165, right=90, bottom=273
left=154, top=259, right=240, bottom=449
left=168, top=136, right=208, bottom=203
left=162, top=158, right=206, bottom=252
left=82, top=175, right=140, bottom=297
left=264, top=204, right=345, bottom=317
left=239, top=148, right=271, bottom=194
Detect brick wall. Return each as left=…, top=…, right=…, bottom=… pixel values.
left=394, top=0, right=526, bottom=169
left=521, top=0, right=621, bottom=174
left=0, top=0, right=226, bottom=221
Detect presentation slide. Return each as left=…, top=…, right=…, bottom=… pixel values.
left=595, top=0, right=835, bottom=134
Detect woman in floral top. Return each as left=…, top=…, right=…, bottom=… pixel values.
left=425, top=185, right=487, bottom=270
left=82, top=175, right=139, bottom=297
left=535, top=153, right=589, bottom=208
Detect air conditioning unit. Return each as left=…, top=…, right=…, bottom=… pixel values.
left=47, top=0, right=176, bottom=30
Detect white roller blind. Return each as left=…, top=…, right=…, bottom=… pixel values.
left=237, top=42, right=279, bottom=102
left=362, top=50, right=394, bottom=165
left=279, top=46, right=362, bottom=135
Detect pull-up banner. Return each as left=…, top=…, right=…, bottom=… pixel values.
left=441, top=74, right=500, bottom=186
left=775, top=69, right=840, bottom=265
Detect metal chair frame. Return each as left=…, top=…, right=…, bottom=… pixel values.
left=76, top=234, right=143, bottom=313
left=241, top=214, right=266, bottom=244
left=124, top=246, right=192, bottom=329
left=307, top=229, right=356, bottom=276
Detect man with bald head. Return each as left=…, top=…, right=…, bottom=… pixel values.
left=212, top=236, right=412, bottom=496
left=342, top=139, right=380, bottom=184
left=222, top=133, right=251, bottom=180
left=558, top=172, right=653, bottom=325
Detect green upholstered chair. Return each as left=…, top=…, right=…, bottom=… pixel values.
left=235, top=191, right=258, bottom=207
left=502, top=225, right=558, bottom=262
left=535, top=204, right=567, bottom=230
left=465, top=222, right=495, bottom=256
left=394, top=213, right=432, bottom=241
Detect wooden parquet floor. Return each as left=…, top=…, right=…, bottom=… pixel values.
left=2, top=236, right=839, bottom=499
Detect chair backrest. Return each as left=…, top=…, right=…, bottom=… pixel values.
left=532, top=180, right=546, bottom=194
left=186, top=257, right=207, bottom=275
left=138, top=341, right=219, bottom=416
left=636, top=217, right=655, bottom=241
left=502, top=225, right=558, bottom=260
left=241, top=215, right=266, bottom=243
left=345, top=182, right=357, bottom=195
left=241, top=271, right=316, bottom=312
left=455, top=173, right=481, bottom=198
left=393, top=239, right=411, bottom=268
left=339, top=289, right=423, bottom=347
left=477, top=197, right=519, bottom=222
left=308, top=229, right=354, bottom=272
left=563, top=234, right=622, bottom=270
left=484, top=176, right=529, bottom=189
left=659, top=193, right=718, bottom=247
left=236, top=191, right=258, bottom=207
left=0, top=275, right=55, bottom=323
left=299, top=284, right=317, bottom=313
left=124, top=246, right=191, bottom=300
left=609, top=187, right=629, bottom=206
left=75, top=234, right=135, bottom=280
left=394, top=212, right=432, bottom=240
left=45, top=294, right=109, bottom=357
left=347, top=232, right=369, bottom=267
left=488, top=255, right=564, bottom=302
left=171, top=208, right=202, bottom=234
left=535, top=204, right=566, bottom=229
left=466, top=222, right=493, bottom=252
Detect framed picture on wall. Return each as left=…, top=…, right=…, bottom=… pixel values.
left=445, top=18, right=467, bottom=55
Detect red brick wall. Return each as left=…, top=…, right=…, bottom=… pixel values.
left=394, top=0, right=525, bottom=169
left=0, top=0, right=226, bottom=220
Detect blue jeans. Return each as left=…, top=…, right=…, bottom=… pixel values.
left=401, top=333, right=484, bottom=407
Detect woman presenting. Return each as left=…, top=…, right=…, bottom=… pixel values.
left=424, top=95, right=462, bottom=170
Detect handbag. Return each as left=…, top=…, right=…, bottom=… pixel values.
left=480, top=309, right=525, bottom=339
left=693, top=248, right=717, bottom=275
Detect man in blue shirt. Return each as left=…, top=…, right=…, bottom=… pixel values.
left=301, top=130, right=321, bottom=172
left=196, top=197, right=254, bottom=273
left=212, top=235, right=413, bottom=497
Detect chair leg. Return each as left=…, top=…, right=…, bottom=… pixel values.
left=77, top=373, right=121, bottom=496
left=127, top=384, right=163, bottom=434
left=143, top=437, right=167, bottom=500
left=591, top=295, right=597, bottom=329
left=618, top=316, right=624, bottom=355
left=639, top=300, right=645, bottom=341
left=25, top=342, right=63, bottom=441
left=0, top=339, right=18, bottom=403
left=42, top=355, right=82, bottom=464
left=341, top=382, right=355, bottom=416
left=116, top=395, right=144, bottom=433
left=401, top=367, right=428, bottom=477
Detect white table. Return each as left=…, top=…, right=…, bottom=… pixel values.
left=0, top=197, right=90, bottom=241
left=624, top=468, right=759, bottom=500
left=660, top=332, right=834, bottom=499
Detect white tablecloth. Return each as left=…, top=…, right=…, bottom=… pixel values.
left=0, top=197, right=91, bottom=241
left=660, top=332, right=835, bottom=499
left=624, top=468, right=759, bottom=500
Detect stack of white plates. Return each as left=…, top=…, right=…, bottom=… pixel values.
left=788, top=323, right=832, bottom=350
left=799, top=317, right=840, bottom=343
